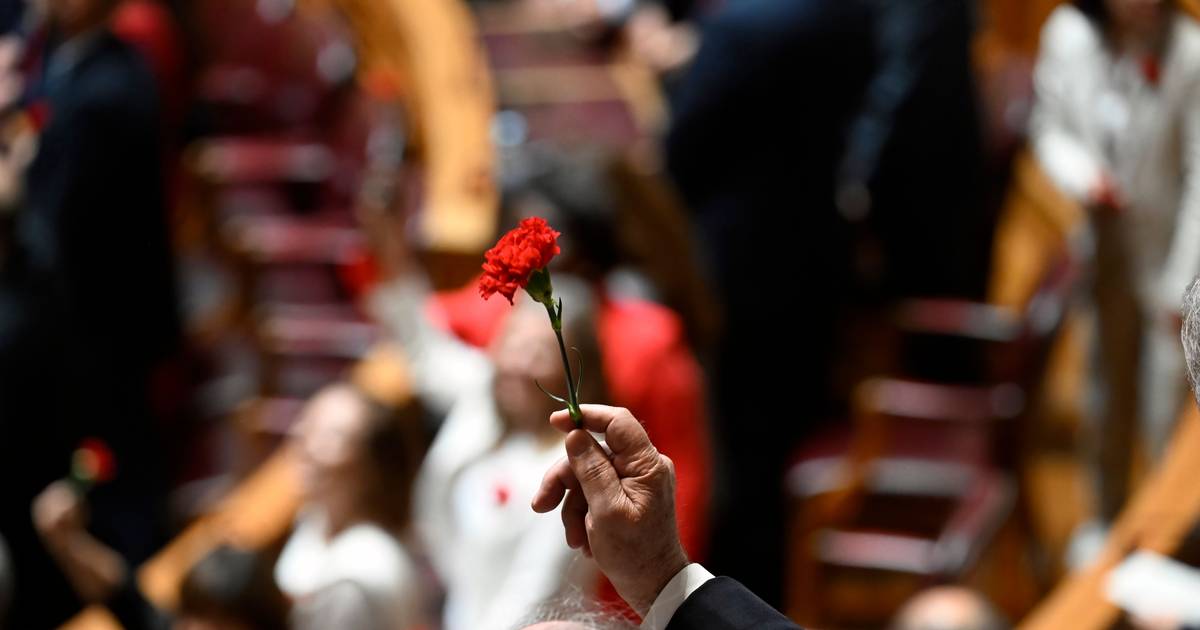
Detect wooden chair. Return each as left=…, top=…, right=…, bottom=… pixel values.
left=786, top=254, right=1078, bottom=627
left=786, top=149, right=1084, bottom=627
left=472, top=0, right=667, bottom=148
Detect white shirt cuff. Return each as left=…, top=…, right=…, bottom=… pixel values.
left=639, top=563, right=715, bottom=630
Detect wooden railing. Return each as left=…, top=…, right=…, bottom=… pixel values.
left=302, top=0, right=498, bottom=255
left=1019, top=406, right=1200, bottom=630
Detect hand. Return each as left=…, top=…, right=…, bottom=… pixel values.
left=32, top=481, right=87, bottom=550
left=531, top=404, right=689, bottom=616
left=625, top=6, right=698, bottom=74
left=32, top=481, right=126, bottom=603
left=1088, top=172, right=1124, bottom=215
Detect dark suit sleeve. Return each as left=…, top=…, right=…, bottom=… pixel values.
left=665, top=577, right=802, bottom=630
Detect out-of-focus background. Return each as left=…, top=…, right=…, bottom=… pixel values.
left=3, top=0, right=1200, bottom=628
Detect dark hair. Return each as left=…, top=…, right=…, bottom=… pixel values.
left=1075, top=0, right=1178, bottom=26
left=178, top=546, right=288, bottom=630
left=1075, top=0, right=1110, bottom=23
left=500, top=146, right=621, bottom=279
left=513, top=274, right=609, bottom=406
left=346, top=384, right=426, bottom=532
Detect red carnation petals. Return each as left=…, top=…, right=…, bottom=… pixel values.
left=74, top=438, right=117, bottom=484
left=479, top=217, right=561, bottom=303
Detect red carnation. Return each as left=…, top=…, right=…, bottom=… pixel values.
left=478, top=217, right=582, bottom=427
left=72, top=438, right=117, bottom=486
left=479, top=217, right=561, bottom=304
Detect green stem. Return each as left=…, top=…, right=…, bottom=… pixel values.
left=545, top=300, right=583, bottom=428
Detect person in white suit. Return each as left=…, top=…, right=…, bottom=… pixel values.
left=370, top=271, right=602, bottom=630
left=1031, top=0, right=1200, bottom=559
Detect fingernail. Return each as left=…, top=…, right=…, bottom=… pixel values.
left=566, top=431, right=590, bottom=457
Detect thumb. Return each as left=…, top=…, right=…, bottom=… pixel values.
left=565, top=429, right=621, bottom=509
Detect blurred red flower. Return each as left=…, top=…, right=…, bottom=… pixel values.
left=73, top=438, right=116, bottom=485
left=479, top=217, right=561, bottom=303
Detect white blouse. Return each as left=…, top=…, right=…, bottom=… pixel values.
left=275, top=510, right=422, bottom=630
left=370, top=277, right=597, bottom=630
left=1031, top=5, right=1200, bottom=311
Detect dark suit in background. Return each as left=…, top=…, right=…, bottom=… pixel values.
left=0, top=28, right=180, bottom=627
left=840, top=0, right=990, bottom=301
left=665, top=0, right=874, bottom=605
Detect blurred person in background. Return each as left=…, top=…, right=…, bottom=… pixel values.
left=33, top=481, right=287, bottom=630
left=836, top=0, right=989, bottom=302
left=0, top=0, right=181, bottom=624
left=422, top=147, right=713, bottom=571
left=668, top=0, right=992, bottom=604
left=369, top=262, right=602, bottom=630
left=109, top=0, right=189, bottom=138
left=663, top=0, right=873, bottom=605
left=890, top=587, right=1009, bottom=630
left=1030, top=0, right=1200, bottom=564
left=274, top=382, right=426, bottom=630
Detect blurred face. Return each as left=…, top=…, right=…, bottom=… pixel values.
left=293, top=386, right=370, bottom=501
left=1106, top=0, right=1167, bottom=37
left=46, top=0, right=113, bottom=36
left=491, top=309, right=566, bottom=434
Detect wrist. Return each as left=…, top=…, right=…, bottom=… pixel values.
left=41, top=528, right=80, bottom=554
left=632, top=545, right=690, bottom=616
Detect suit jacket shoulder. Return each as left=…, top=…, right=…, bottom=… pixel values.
left=67, top=33, right=159, bottom=121
left=665, top=577, right=802, bottom=630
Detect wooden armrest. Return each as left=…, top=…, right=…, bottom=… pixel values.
left=817, top=379, right=1020, bottom=526
left=935, top=471, right=1015, bottom=577
left=855, top=378, right=1025, bottom=424
left=789, top=457, right=977, bottom=500
left=259, top=306, right=381, bottom=359
left=189, top=137, right=334, bottom=184
left=1018, top=407, right=1200, bottom=630
left=221, top=215, right=366, bottom=265
left=808, top=468, right=1011, bottom=580
left=817, top=531, right=938, bottom=575
left=894, top=299, right=1022, bottom=343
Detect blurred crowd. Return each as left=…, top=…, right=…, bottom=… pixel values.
left=0, top=0, right=1199, bottom=628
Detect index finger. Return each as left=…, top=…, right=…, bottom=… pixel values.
left=550, top=405, right=659, bottom=477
